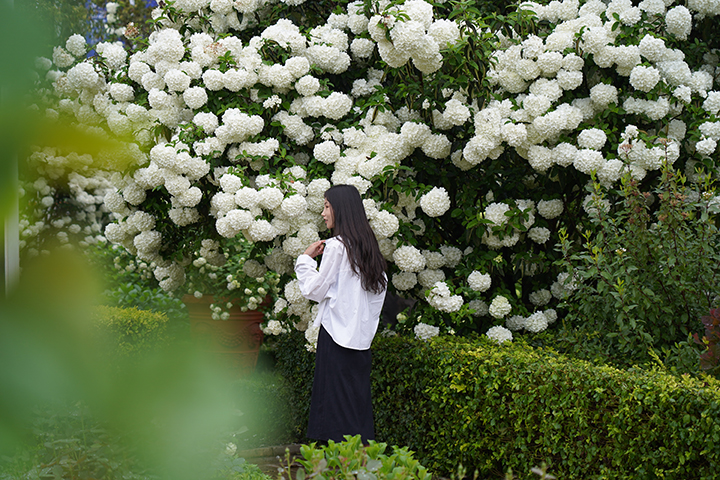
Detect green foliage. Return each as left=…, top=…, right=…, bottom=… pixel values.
left=86, top=242, right=188, bottom=319
left=0, top=402, right=149, bottom=480
left=556, top=162, right=720, bottom=365
left=214, top=460, right=272, bottom=480
left=0, top=401, right=275, bottom=480
left=231, top=372, right=297, bottom=450
left=91, top=305, right=170, bottom=359
left=281, top=434, right=431, bottom=480
left=275, top=333, right=720, bottom=479
left=271, top=330, right=317, bottom=441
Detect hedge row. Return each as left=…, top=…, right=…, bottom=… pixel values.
left=274, top=331, right=720, bottom=479
left=91, top=305, right=170, bottom=359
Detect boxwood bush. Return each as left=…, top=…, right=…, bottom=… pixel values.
left=274, top=331, right=720, bottom=479
left=91, top=305, right=170, bottom=360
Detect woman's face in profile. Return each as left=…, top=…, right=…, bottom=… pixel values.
left=322, top=198, right=335, bottom=229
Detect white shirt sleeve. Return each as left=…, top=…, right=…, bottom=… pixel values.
left=294, top=239, right=344, bottom=303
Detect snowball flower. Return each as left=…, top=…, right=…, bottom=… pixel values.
left=537, top=199, right=563, bottom=219
left=392, top=272, right=417, bottom=291
left=488, top=295, right=512, bottom=319
left=486, top=325, right=513, bottom=344
left=427, top=281, right=463, bottom=313
left=665, top=6, right=692, bottom=40
left=414, top=322, right=440, bottom=341
left=528, top=227, right=551, bottom=244
left=393, top=245, right=426, bottom=272
left=629, top=65, right=661, bottom=92
left=468, top=271, right=491, bottom=292
left=577, top=128, right=607, bottom=150
left=506, top=315, right=525, bottom=331
left=529, top=289, right=552, bottom=306
left=183, top=87, right=208, bottom=109
left=524, top=311, right=549, bottom=333
left=419, top=187, right=451, bottom=217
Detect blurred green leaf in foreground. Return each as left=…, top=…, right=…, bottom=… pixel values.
left=0, top=6, right=246, bottom=479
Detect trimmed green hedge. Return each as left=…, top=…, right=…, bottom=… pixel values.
left=275, top=331, right=720, bottom=479
left=91, top=305, right=169, bottom=359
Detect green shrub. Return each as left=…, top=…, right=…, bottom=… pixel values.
left=272, top=331, right=317, bottom=441
left=282, top=435, right=430, bottom=480
left=232, top=372, right=296, bottom=450
left=555, top=163, right=720, bottom=366
left=275, top=332, right=720, bottom=479
left=92, top=305, right=170, bottom=360
left=87, top=243, right=187, bottom=321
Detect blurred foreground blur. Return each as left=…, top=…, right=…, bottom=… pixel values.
left=0, top=6, right=254, bottom=478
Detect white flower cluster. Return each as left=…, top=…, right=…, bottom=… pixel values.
left=426, top=281, right=463, bottom=312
left=467, top=271, right=491, bottom=292
left=486, top=325, right=513, bottom=344
left=419, top=186, right=451, bottom=217
left=414, top=322, right=440, bottom=341
left=32, top=0, right=720, bottom=338
left=262, top=319, right=287, bottom=335
left=368, top=0, right=460, bottom=74
left=488, top=295, right=512, bottom=319
left=305, top=324, right=320, bottom=352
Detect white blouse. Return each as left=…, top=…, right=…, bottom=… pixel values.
left=294, top=237, right=387, bottom=350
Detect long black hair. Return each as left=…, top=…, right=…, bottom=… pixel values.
left=324, top=185, right=387, bottom=294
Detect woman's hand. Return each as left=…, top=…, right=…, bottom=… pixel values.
left=304, top=240, right=325, bottom=258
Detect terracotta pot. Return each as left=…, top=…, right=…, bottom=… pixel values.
left=182, top=294, right=265, bottom=378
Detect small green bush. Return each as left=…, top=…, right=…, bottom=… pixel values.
left=556, top=163, right=720, bottom=366
left=282, top=435, right=430, bottom=480
left=92, top=305, right=170, bottom=359
left=275, top=331, right=720, bottom=479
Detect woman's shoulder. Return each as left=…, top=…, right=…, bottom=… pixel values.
left=324, top=237, right=346, bottom=253
left=325, top=236, right=342, bottom=247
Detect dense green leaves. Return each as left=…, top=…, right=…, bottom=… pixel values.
left=275, top=332, right=720, bottom=478
left=556, top=163, right=720, bottom=365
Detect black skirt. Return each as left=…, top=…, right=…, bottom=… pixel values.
left=307, top=325, right=374, bottom=443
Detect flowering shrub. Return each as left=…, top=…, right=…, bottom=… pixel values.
left=557, top=162, right=720, bottom=363
left=28, top=0, right=720, bottom=342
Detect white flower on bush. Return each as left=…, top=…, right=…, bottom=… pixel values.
left=414, top=322, right=440, bottom=341
left=468, top=299, right=488, bottom=317
left=577, top=128, right=607, bottom=150
left=528, top=226, right=551, bottom=244
left=370, top=210, right=399, bottom=238
left=484, top=202, right=510, bottom=226
left=393, top=245, right=426, bottom=272
left=488, top=295, right=512, bottom=319
left=551, top=271, right=577, bottom=299
left=305, top=324, right=320, bottom=352
left=629, top=65, right=661, bottom=93
left=529, top=289, right=552, bottom=307
left=505, top=314, right=525, bottom=331
left=263, top=319, right=286, bottom=335
left=427, top=281, right=463, bottom=312
left=696, top=138, right=717, bottom=157
left=392, top=271, right=417, bottom=291
left=486, top=325, right=513, bottom=344
left=419, top=186, right=451, bottom=217
left=467, top=271, right=491, bottom=292
left=417, top=269, right=445, bottom=289
left=544, top=308, right=558, bottom=324
left=524, top=311, right=549, bottom=333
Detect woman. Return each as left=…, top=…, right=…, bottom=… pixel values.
left=294, top=184, right=388, bottom=444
